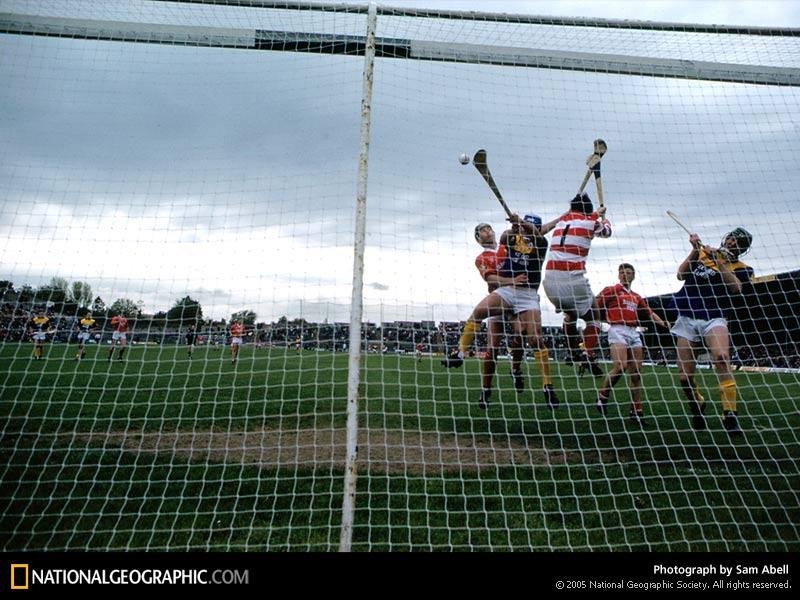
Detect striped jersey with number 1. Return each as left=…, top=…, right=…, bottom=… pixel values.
left=546, top=211, right=612, bottom=273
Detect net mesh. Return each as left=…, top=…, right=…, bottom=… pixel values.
left=1, top=0, right=798, bottom=551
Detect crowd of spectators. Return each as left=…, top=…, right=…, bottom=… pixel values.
left=3, top=302, right=799, bottom=369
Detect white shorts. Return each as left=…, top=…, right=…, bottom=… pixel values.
left=607, top=324, right=643, bottom=348
left=112, top=332, right=127, bottom=342
left=671, top=316, right=727, bottom=343
left=78, top=332, right=91, bottom=343
left=492, top=286, right=541, bottom=314
left=542, top=270, right=594, bottom=316
left=231, top=337, right=242, bottom=345
left=32, top=332, right=47, bottom=342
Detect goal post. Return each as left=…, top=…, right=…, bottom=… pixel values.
left=1, top=1, right=799, bottom=553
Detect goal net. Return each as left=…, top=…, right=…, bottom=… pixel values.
left=1, top=0, right=798, bottom=552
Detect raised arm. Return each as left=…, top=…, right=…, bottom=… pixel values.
left=677, top=234, right=702, bottom=280
left=539, top=215, right=560, bottom=236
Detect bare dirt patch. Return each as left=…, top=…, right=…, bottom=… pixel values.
left=76, top=428, right=612, bottom=474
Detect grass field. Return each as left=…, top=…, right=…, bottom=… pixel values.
left=2, top=342, right=799, bottom=551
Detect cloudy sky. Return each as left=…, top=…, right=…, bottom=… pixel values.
left=1, top=0, right=799, bottom=326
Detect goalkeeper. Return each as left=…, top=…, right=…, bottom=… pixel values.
left=670, top=228, right=754, bottom=435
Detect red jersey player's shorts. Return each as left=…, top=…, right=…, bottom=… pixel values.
left=606, top=325, right=643, bottom=348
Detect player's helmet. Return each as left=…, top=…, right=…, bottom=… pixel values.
left=474, top=222, right=492, bottom=242
left=523, top=214, right=542, bottom=228
left=722, top=227, right=753, bottom=257
left=570, top=193, right=593, bottom=215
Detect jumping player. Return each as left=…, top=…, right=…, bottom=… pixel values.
left=541, top=193, right=612, bottom=377
left=595, top=263, right=669, bottom=425
left=230, top=320, right=244, bottom=363
left=443, top=214, right=559, bottom=409
left=473, top=223, right=526, bottom=392
left=443, top=223, right=525, bottom=389
left=75, top=311, right=96, bottom=360
left=671, top=228, right=754, bottom=435
left=108, top=313, right=129, bottom=362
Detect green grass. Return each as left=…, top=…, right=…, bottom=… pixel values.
left=1, top=342, right=799, bottom=551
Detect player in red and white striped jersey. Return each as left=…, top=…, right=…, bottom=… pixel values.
left=594, top=263, right=669, bottom=425
left=541, top=193, right=612, bottom=376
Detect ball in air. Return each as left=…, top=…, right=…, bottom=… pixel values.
left=458, top=153, right=470, bottom=165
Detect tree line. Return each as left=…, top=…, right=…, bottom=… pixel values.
left=0, top=277, right=258, bottom=328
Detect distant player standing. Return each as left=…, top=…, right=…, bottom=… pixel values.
left=185, top=324, right=197, bottom=360
left=595, top=264, right=669, bottom=424
left=28, top=308, right=51, bottom=361
left=671, top=228, right=754, bottom=435
left=75, top=311, right=96, bottom=360
left=108, top=314, right=129, bottom=362
left=541, top=193, right=612, bottom=376
left=229, top=320, right=244, bottom=363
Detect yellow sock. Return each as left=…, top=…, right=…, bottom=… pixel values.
left=534, top=349, right=551, bottom=386
left=719, top=379, right=737, bottom=413
left=690, top=382, right=704, bottom=406
left=458, top=320, right=478, bottom=354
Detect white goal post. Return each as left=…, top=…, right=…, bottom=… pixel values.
left=1, top=0, right=799, bottom=554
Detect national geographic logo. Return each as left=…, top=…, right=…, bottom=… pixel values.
left=7, top=564, right=248, bottom=587
left=10, top=564, right=29, bottom=590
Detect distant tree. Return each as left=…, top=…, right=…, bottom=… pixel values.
left=34, top=283, right=67, bottom=305
left=70, top=281, right=93, bottom=308
left=0, top=280, right=15, bottom=299
left=231, top=310, right=257, bottom=326
left=50, top=277, right=69, bottom=293
left=18, top=285, right=34, bottom=303
left=92, top=296, right=107, bottom=315
left=108, top=298, right=142, bottom=318
left=167, top=296, right=203, bottom=324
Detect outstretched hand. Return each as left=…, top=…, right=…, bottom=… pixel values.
left=513, top=274, right=528, bottom=285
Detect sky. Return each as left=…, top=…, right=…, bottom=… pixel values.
left=1, top=0, right=799, bottom=326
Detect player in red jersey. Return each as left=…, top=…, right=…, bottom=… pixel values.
left=472, top=223, right=526, bottom=396
left=108, top=314, right=129, bottom=362
left=229, top=321, right=244, bottom=363
left=541, top=193, right=612, bottom=377
left=443, top=217, right=557, bottom=410
left=594, top=264, right=669, bottom=425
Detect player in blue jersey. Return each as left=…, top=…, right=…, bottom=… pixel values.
left=670, top=227, right=753, bottom=435
left=443, top=214, right=558, bottom=409
left=494, top=213, right=559, bottom=408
